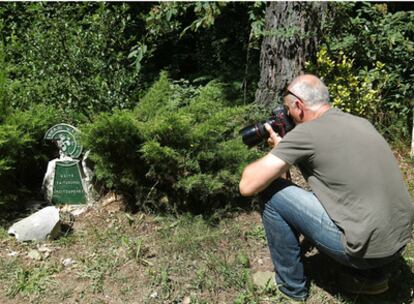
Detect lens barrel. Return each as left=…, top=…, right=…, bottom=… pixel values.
left=239, top=122, right=270, bottom=147
left=239, top=107, right=294, bottom=147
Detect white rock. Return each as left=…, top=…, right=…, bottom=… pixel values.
left=60, top=204, right=88, bottom=216
left=182, top=296, right=191, bottom=304
left=8, top=206, right=60, bottom=242
left=71, top=207, right=88, bottom=216
left=37, top=245, right=52, bottom=259
left=252, top=271, right=275, bottom=288
left=28, top=249, right=42, bottom=261
left=62, top=258, right=75, bottom=267
left=150, top=291, right=158, bottom=298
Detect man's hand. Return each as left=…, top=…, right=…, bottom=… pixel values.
left=265, top=123, right=282, bottom=149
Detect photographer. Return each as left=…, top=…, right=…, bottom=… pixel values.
left=239, top=74, right=414, bottom=302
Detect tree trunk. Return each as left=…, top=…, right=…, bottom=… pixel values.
left=255, top=2, right=328, bottom=107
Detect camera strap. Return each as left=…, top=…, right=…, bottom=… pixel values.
left=285, top=169, right=292, bottom=181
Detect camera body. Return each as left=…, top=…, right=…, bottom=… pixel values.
left=239, top=107, right=295, bottom=147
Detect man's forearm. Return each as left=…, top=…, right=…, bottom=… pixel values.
left=239, top=153, right=289, bottom=196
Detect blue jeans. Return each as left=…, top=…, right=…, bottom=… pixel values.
left=260, top=179, right=400, bottom=300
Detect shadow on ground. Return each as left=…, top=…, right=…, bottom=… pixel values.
left=304, top=248, right=414, bottom=304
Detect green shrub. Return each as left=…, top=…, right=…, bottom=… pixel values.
left=308, top=44, right=413, bottom=143
left=307, top=47, right=384, bottom=122
left=83, top=73, right=260, bottom=212
left=0, top=40, right=10, bottom=123
left=321, top=2, right=414, bottom=141
left=0, top=104, right=62, bottom=204
left=82, top=110, right=146, bottom=195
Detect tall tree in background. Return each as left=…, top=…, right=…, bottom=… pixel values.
left=255, top=2, right=328, bottom=106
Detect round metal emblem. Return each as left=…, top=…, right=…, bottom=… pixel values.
left=44, top=124, right=83, bottom=159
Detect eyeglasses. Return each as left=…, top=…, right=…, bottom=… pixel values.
left=282, top=88, right=302, bottom=114
left=283, top=88, right=302, bottom=102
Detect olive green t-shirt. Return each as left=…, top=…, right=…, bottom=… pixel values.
left=272, top=108, right=414, bottom=258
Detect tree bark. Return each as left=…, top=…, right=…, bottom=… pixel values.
left=255, top=2, right=328, bottom=107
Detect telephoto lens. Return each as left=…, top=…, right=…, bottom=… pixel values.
left=239, top=107, right=294, bottom=147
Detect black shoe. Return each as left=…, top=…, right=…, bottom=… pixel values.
left=337, top=267, right=389, bottom=295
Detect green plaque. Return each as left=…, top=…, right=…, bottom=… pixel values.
left=52, top=161, right=86, bottom=205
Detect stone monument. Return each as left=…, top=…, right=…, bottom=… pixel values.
left=42, top=123, right=93, bottom=205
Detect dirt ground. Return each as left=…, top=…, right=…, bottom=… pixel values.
left=0, top=154, right=413, bottom=304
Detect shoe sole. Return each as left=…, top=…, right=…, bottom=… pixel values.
left=339, top=274, right=389, bottom=295
left=347, top=284, right=389, bottom=295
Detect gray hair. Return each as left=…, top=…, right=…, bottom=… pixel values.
left=290, top=76, right=330, bottom=110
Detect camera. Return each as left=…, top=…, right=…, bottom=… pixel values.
left=239, top=107, right=295, bottom=147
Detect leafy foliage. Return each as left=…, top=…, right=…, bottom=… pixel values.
left=320, top=2, right=414, bottom=140
left=0, top=2, right=264, bottom=120
left=0, top=41, right=10, bottom=123
left=83, top=73, right=260, bottom=212
left=1, top=3, right=140, bottom=120
left=0, top=2, right=265, bottom=206
left=1, top=2, right=413, bottom=208
left=136, top=2, right=263, bottom=101
left=82, top=110, right=145, bottom=195
left=0, top=104, right=62, bottom=203
left=307, top=47, right=384, bottom=123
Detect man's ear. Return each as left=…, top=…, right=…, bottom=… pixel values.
left=296, top=99, right=305, bottom=110
left=296, top=100, right=305, bottom=120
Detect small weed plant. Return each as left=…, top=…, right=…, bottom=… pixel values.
left=6, top=263, right=57, bottom=298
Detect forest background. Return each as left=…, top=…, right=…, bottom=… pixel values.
left=0, top=1, right=413, bottom=213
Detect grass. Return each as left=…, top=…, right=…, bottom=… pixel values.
left=244, top=224, right=267, bottom=243
left=157, top=214, right=222, bottom=256
left=7, top=264, right=57, bottom=298
left=0, top=226, right=9, bottom=240
left=0, top=210, right=413, bottom=304
left=0, top=152, right=413, bottom=303
left=0, top=259, right=58, bottom=301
